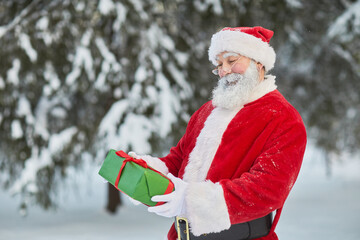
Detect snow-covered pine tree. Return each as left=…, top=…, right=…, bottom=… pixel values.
left=0, top=0, right=196, bottom=211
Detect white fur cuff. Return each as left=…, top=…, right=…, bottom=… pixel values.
left=185, top=181, right=231, bottom=236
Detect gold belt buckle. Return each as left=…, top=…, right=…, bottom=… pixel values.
left=176, top=216, right=190, bottom=240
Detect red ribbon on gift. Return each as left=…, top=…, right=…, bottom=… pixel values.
left=114, top=150, right=174, bottom=206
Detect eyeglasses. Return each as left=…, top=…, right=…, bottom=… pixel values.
left=212, top=55, right=244, bottom=76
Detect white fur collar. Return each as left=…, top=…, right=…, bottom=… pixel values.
left=246, top=74, right=277, bottom=104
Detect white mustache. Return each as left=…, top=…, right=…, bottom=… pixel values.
left=212, top=61, right=260, bottom=110
left=219, top=74, right=244, bottom=87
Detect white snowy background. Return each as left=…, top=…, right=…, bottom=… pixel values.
left=1, top=141, right=359, bottom=240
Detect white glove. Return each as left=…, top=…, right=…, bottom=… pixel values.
left=128, top=151, right=158, bottom=167
left=128, top=151, right=141, bottom=159
left=148, top=173, right=188, bottom=218
left=128, top=151, right=169, bottom=175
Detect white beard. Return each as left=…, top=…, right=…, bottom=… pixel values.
left=211, top=61, right=260, bottom=110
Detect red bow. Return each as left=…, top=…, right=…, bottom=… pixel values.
left=114, top=150, right=149, bottom=188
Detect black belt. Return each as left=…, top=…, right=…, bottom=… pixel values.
left=175, top=213, right=272, bottom=240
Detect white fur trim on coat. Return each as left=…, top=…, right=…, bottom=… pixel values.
left=185, top=181, right=231, bottom=236
left=208, top=30, right=276, bottom=71
left=182, top=106, right=241, bottom=182
left=246, top=75, right=277, bottom=104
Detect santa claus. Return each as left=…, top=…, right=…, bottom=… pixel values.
left=129, top=26, right=307, bottom=240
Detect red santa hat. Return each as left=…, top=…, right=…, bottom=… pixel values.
left=208, top=26, right=276, bottom=71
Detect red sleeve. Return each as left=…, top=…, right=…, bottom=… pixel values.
left=159, top=136, right=186, bottom=177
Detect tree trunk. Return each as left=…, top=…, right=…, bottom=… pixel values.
left=106, top=183, right=122, bottom=214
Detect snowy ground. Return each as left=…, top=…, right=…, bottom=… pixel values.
left=1, top=143, right=359, bottom=240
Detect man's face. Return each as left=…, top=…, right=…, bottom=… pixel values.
left=211, top=58, right=260, bottom=110
left=213, top=52, right=251, bottom=78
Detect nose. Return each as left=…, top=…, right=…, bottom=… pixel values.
left=219, top=63, right=232, bottom=78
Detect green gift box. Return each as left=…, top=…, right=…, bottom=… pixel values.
left=98, top=149, right=174, bottom=206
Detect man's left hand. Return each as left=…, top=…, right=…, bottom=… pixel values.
left=148, top=173, right=188, bottom=218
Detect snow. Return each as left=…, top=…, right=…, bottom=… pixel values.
left=98, top=100, right=127, bottom=132
left=97, top=83, right=158, bottom=154
left=167, top=62, right=192, bottom=99
left=288, top=29, right=302, bottom=45
left=135, top=65, right=147, bottom=83
left=129, top=0, right=148, bottom=21
left=113, top=3, right=127, bottom=31
left=18, top=33, right=38, bottom=62
left=95, top=37, right=118, bottom=63
left=44, top=62, right=61, bottom=92
left=36, top=16, right=49, bottom=30
left=94, top=37, right=122, bottom=91
left=346, top=108, right=357, bottom=119
left=286, top=0, right=303, bottom=9
left=66, top=31, right=95, bottom=86
left=118, top=113, right=154, bottom=154
left=10, top=126, right=78, bottom=195
left=9, top=92, right=79, bottom=196
left=0, top=76, right=4, bottom=89
left=6, top=59, right=21, bottom=86
left=0, top=141, right=359, bottom=239
left=66, top=45, right=94, bottom=85
left=50, top=107, right=67, bottom=119
left=35, top=17, right=53, bottom=46
left=98, top=0, right=115, bottom=15
left=150, top=54, right=162, bottom=71
left=17, top=95, right=35, bottom=124
left=194, top=0, right=223, bottom=15
left=11, top=120, right=23, bottom=139
left=145, top=85, right=158, bottom=103
left=48, top=127, right=78, bottom=153
left=34, top=96, right=51, bottom=140
left=17, top=95, right=32, bottom=117
left=0, top=26, right=6, bottom=38
left=156, top=72, right=181, bottom=138
left=113, top=87, right=122, bottom=99
left=0, top=1, right=34, bottom=39
left=10, top=146, right=50, bottom=195
left=174, top=51, right=189, bottom=67
left=146, top=24, right=175, bottom=51
left=277, top=142, right=360, bottom=239
left=327, top=0, right=360, bottom=41
left=75, top=2, right=86, bottom=12
left=95, top=38, right=120, bottom=64
left=97, top=99, right=129, bottom=150
left=128, top=83, right=142, bottom=104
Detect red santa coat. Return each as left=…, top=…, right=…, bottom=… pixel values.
left=145, top=77, right=307, bottom=240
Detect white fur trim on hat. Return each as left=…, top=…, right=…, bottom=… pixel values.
left=208, top=30, right=276, bottom=71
